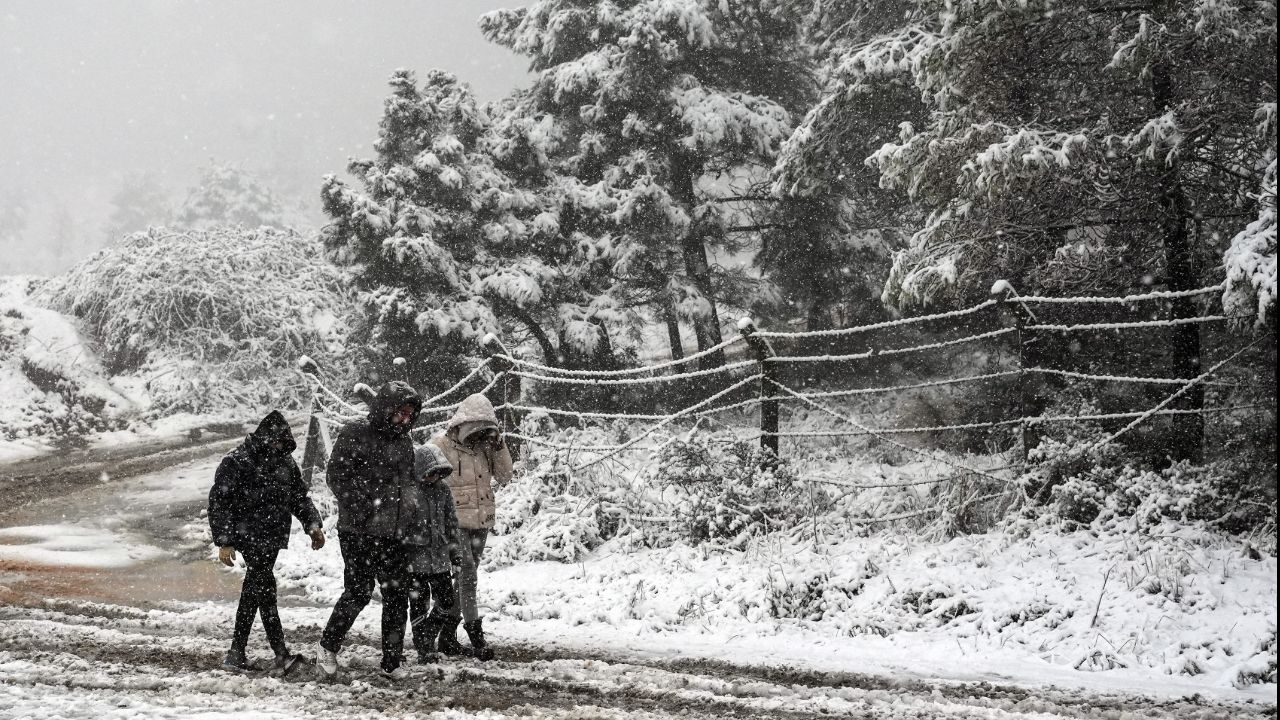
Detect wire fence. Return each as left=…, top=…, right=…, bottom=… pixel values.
left=297, top=281, right=1273, bottom=527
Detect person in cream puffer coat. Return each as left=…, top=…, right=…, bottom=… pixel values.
left=431, top=393, right=513, bottom=660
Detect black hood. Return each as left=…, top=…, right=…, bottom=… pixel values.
left=368, top=380, right=422, bottom=436
left=247, top=410, right=296, bottom=457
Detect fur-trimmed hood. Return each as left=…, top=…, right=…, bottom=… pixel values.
left=446, top=393, right=499, bottom=443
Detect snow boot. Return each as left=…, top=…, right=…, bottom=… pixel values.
left=380, top=653, right=409, bottom=680
left=272, top=651, right=304, bottom=677
left=222, top=647, right=257, bottom=673
left=437, top=616, right=467, bottom=657
left=414, top=613, right=446, bottom=664
left=463, top=618, right=494, bottom=662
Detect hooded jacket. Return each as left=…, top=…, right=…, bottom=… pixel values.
left=402, top=443, right=462, bottom=575
left=208, top=410, right=322, bottom=550
left=432, top=393, right=514, bottom=530
left=326, top=381, right=423, bottom=537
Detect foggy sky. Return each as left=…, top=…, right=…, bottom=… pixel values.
left=0, top=0, right=530, bottom=275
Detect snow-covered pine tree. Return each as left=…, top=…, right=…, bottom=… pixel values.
left=174, top=162, right=288, bottom=229
left=827, top=0, right=1274, bottom=461
left=481, top=0, right=811, bottom=365
left=321, top=69, right=518, bottom=387
left=867, top=0, right=1274, bottom=314
left=765, top=0, right=926, bottom=330
left=322, top=69, right=628, bottom=392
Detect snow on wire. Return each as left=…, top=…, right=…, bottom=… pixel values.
left=766, top=378, right=1019, bottom=485
left=1025, top=315, right=1234, bottom=332
left=506, top=374, right=763, bottom=469
left=497, top=334, right=743, bottom=377
left=762, top=404, right=1267, bottom=438
left=1012, top=283, right=1227, bottom=305
left=765, top=327, right=1014, bottom=364
left=752, top=299, right=997, bottom=340
left=1025, top=367, right=1265, bottom=388
left=511, top=358, right=757, bottom=385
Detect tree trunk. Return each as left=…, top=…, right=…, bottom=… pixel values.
left=662, top=301, right=685, bottom=361
left=500, top=300, right=560, bottom=368
left=1151, top=40, right=1204, bottom=464
left=806, top=298, right=829, bottom=332
left=589, top=316, right=616, bottom=370
left=670, top=150, right=725, bottom=368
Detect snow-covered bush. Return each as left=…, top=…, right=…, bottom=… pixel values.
left=487, top=464, right=605, bottom=566
left=40, top=227, right=356, bottom=415
left=1028, top=393, right=1271, bottom=532
left=653, top=437, right=819, bottom=546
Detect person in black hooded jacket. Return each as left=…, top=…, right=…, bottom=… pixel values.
left=208, top=410, right=325, bottom=674
left=316, top=380, right=423, bottom=678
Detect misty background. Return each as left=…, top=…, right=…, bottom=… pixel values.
left=0, top=0, right=528, bottom=276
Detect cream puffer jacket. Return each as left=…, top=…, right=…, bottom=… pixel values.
left=432, top=393, right=514, bottom=529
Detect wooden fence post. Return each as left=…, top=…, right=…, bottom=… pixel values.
left=296, top=356, right=329, bottom=488
left=991, top=281, right=1037, bottom=464
left=738, top=317, right=779, bottom=459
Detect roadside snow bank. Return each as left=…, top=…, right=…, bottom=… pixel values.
left=0, top=276, right=137, bottom=450
left=271, top=478, right=1276, bottom=700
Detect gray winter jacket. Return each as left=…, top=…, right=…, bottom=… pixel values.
left=404, top=443, right=462, bottom=575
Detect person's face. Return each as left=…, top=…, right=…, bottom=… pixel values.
left=468, top=428, right=497, bottom=447
left=390, top=404, right=415, bottom=427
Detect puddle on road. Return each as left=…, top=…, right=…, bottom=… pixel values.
left=0, top=552, right=242, bottom=607
left=0, top=453, right=316, bottom=611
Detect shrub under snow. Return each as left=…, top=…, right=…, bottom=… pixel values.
left=41, top=227, right=355, bottom=415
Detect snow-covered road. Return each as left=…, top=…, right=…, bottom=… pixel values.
left=2, top=600, right=1272, bottom=719
left=1, top=444, right=1274, bottom=719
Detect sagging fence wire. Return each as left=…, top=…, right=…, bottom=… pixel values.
left=751, top=299, right=998, bottom=339
left=504, top=334, right=744, bottom=377
left=764, top=327, right=1015, bottom=364
left=1012, top=282, right=1227, bottom=305
left=508, top=372, right=764, bottom=472
left=299, top=280, right=1271, bottom=529
left=1024, top=315, right=1238, bottom=332
left=508, top=358, right=758, bottom=385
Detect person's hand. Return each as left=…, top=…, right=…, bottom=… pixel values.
left=218, top=546, right=237, bottom=567
left=309, top=528, right=326, bottom=550
left=450, top=555, right=463, bottom=574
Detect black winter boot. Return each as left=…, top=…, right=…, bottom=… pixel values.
left=463, top=618, right=494, bottom=661
left=413, top=613, right=446, bottom=664
left=437, top=616, right=467, bottom=657
left=223, top=647, right=257, bottom=673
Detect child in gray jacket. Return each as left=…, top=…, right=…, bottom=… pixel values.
left=404, top=443, right=463, bottom=663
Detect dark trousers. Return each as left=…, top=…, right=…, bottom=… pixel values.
left=408, top=572, right=454, bottom=653
left=231, top=547, right=286, bottom=655
left=319, top=533, right=410, bottom=660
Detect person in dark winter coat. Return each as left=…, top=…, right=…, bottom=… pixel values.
left=432, top=393, right=514, bottom=661
left=403, top=443, right=462, bottom=663
left=317, top=380, right=422, bottom=678
left=208, top=410, right=325, bottom=674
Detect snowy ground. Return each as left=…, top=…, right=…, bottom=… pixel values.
left=1, top=439, right=1274, bottom=718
